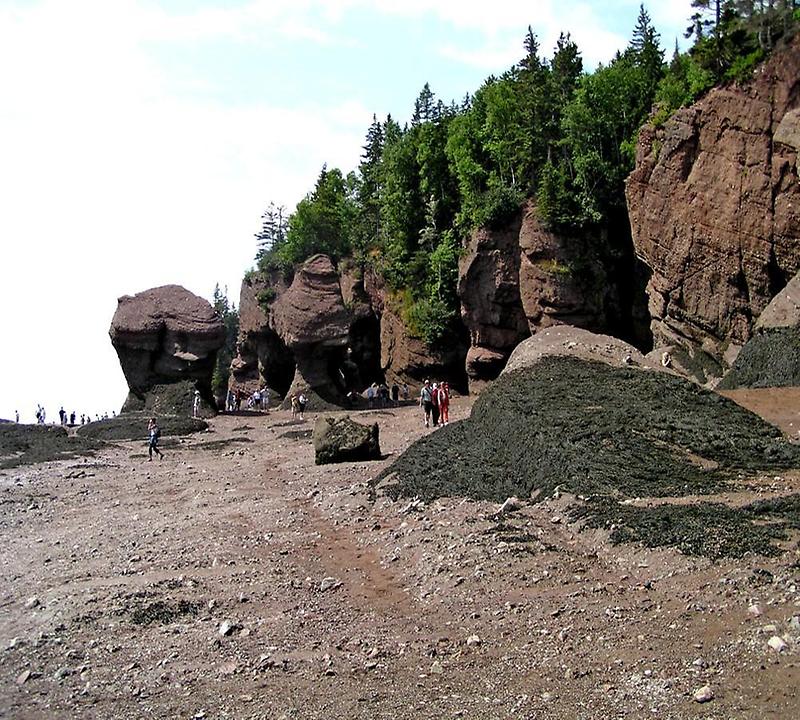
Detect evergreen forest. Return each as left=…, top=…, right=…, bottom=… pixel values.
left=253, top=2, right=799, bottom=346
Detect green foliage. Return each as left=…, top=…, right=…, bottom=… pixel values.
left=244, top=3, right=793, bottom=352
left=211, top=284, right=239, bottom=396
left=256, top=287, right=276, bottom=311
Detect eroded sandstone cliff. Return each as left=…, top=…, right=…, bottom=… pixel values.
left=626, top=38, right=800, bottom=382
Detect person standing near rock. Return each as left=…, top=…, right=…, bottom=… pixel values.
left=439, top=382, right=450, bottom=425
left=298, top=390, right=308, bottom=420
left=391, top=382, right=399, bottom=407
left=419, top=380, right=433, bottom=428
left=430, top=383, right=441, bottom=427
left=367, top=384, right=375, bottom=409
left=402, top=383, right=409, bottom=402
left=147, top=418, right=163, bottom=461
left=290, top=394, right=300, bottom=420
left=15, top=410, right=19, bottom=423
left=192, top=390, right=201, bottom=418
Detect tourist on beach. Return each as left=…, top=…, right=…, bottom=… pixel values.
left=147, top=417, right=163, bottom=461
left=419, top=380, right=433, bottom=428
left=15, top=410, right=19, bottom=423
left=69, top=411, right=76, bottom=425
left=261, top=386, right=269, bottom=411
left=290, top=394, right=300, bottom=420
left=367, top=384, right=375, bottom=409
left=192, top=390, right=201, bottom=418
left=402, top=383, right=409, bottom=401
left=59, top=407, right=66, bottom=425
left=439, top=382, right=450, bottom=425
left=391, top=382, right=399, bottom=407
left=430, top=383, right=441, bottom=427
left=298, top=390, right=308, bottom=420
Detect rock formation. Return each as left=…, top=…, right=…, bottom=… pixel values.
left=458, top=201, right=648, bottom=392
left=109, top=285, right=225, bottom=413
left=719, top=270, right=800, bottom=388
left=313, top=415, right=381, bottom=465
left=271, top=255, right=352, bottom=407
left=626, top=38, right=800, bottom=383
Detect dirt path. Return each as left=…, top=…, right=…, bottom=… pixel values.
left=1, top=395, right=798, bottom=719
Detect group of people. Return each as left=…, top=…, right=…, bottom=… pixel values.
left=30, top=405, right=108, bottom=426
left=419, top=379, right=451, bottom=428
left=366, top=382, right=410, bottom=408
left=225, top=386, right=270, bottom=412
left=290, top=391, right=309, bottom=420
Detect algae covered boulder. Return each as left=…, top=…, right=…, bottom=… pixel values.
left=719, top=271, right=800, bottom=389
left=313, top=416, right=380, bottom=465
left=377, top=328, right=800, bottom=559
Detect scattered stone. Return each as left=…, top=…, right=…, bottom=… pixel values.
left=313, top=416, right=381, bottom=465
left=466, top=635, right=482, bottom=647
left=53, top=666, right=72, bottom=681
left=498, top=497, right=522, bottom=515
left=767, top=636, right=787, bottom=652
left=24, top=597, right=39, bottom=609
left=748, top=604, right=763, bottom=617
left=219, top=660, right=238, bottom=675
left=430, top=660, right=443, bottom=674
left=218, top=620, right=237, bottom=637
left=789, top=616, right=800, bottom=632
left=15, top=669, right=30, bottom=685
left=319, top=577, right=340, bottom=592
left=693, top=685, right=714, bottom=703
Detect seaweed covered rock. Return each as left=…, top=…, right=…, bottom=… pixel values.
left=76, top=414, right=208, bottom=442
left=719, top=271, right=800, bottom=389
left=0, top=424, right=100, bottom=469
left=313, top=416, right=380, bottom=465
left=378, top=351, right=800, bottom=558
left=110, top=285, right=225, bottom=413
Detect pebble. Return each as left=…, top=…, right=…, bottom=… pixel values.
left=747, top=604, right=762, bottom=617
left=466, top=635, right=481, bottom=647
left=498, top=497, right=522, bottom=515
left=218, top=620, right=236, bottom=637
left=24, top=597, right=39, bottom=609
left=767, top=636, right=787, bottom=652
left=430, top=660, right=443, bottom=674
left=693, top=685, right=714, bottom=703
left=15, top=670, right=30, bottom=685
left=319, top=577, right=340, bottom=592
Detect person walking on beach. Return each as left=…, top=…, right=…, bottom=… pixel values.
left=290, top=394, right=300, bottom=420
left=147, top=417, right=163, bottom=461
left=430, top=383, right=441, bottom=427
left=419, top=380, right=433, bottom=428
left=192, top=390, right=201, bottom=418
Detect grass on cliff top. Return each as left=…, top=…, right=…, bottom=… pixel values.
left=718, top=327, right=800, bottom=389
left=378, top=356, right=800, bottom=558
left=0, top=424, right=101, bottom=469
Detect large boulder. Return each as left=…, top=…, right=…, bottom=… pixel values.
left=109, top=285, right=225, bottom=413
left=313, top=415, right=381, bottom=465
left=625, top=38, right=800, bottom=382
left=719, top=270, right=800, bottom=389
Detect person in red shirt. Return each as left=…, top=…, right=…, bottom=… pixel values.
left=439, top=382, right=450, bottom=425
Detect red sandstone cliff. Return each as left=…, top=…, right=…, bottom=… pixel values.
left=626, top=38, right=800, bottom=381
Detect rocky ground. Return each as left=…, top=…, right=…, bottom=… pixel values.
left=1, top=393, right=798, bottom=719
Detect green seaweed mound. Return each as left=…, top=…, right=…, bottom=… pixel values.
left=718, top=327, right=800, bottom=389
left=379, top=356, right=800, bottom=558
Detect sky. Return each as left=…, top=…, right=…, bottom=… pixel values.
left=0, top=0, right=694, bottom=423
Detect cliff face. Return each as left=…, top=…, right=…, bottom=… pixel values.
left=626, top=38, right=800, bottom=381
left=457, top=201, right=648, bottom=392
left=232, top=256, right=468, bottom=407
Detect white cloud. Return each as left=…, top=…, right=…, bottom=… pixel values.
left=0, top=0, right=370, bottom=422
